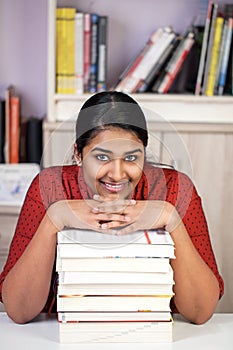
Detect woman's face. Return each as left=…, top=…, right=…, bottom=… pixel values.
left=81, top=128, right=145, bottom=200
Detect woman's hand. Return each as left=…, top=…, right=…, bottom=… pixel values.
left=92, top=196, right=182, bottom=234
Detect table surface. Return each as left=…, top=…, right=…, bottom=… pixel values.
left=0, top=312, right=233, bottom=349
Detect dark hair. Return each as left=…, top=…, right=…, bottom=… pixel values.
left=75, top=91, right=148, bottom=154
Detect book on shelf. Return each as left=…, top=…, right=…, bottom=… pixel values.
left=97, top=15, right=108, bottom=92
left=195, top=0, right=214, bottom=95
left=74, top=11, right=84, bottom=94
left=9, top=94, right=21, bottom=163
left=58, top=319, right=173, bottom=343
left=89, top=13, right=99, bottom=93
left=56, top=7, right=76, bottom=94
left=137, top=35, right=181, bottom=92
left=217, top=17, right=233, bottom=95
left=83, top=12, right=91, bottom=93
left=113, top=27, right=164, bottom=91
left=0, top=99, right=5, bottom=163
left=205, top=15, right=224, bottom=96
left=115, top=27, right=177, bottom=93
left=201, top=2, right=219, bottom=95
left=152, top=30, right=195, bottom=94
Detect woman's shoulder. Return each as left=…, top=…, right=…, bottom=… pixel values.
left=38, top=165, right=79, bottom=179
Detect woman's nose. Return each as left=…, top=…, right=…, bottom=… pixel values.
left=108, top=159, right=125, bottom=181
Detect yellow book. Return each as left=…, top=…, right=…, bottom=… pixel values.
left=205, top=16, right=224, bottom=96
left=56, top=8, right=63, bottom=93
left=64, top=8, right=76, bottom=94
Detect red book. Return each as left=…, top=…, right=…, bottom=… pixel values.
left=83, top=13, right=91, bottom=93
left=9, top=95, right=20, bottom=163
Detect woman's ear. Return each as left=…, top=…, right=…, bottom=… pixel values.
left=73, top=143, right=82, bottom=166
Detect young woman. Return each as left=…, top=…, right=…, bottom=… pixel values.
left=0, top=91, right=223, bottom=324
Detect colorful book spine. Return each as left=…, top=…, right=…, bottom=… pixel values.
left=9, top=95, right=20, bottom=163
left=218, top=17, right=233, bottom=95
left=83, top=13, right=91, bottom=93
left=205, top=16, right=224, bottom=96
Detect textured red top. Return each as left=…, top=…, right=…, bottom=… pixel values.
left=0, top=163, right=224, bottom=311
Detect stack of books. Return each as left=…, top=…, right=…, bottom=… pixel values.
left=56, top=228, right=175, bottom=343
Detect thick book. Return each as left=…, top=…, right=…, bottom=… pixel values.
left=59, top=319, right=173, bottom=343
left=83, top=13, right=91, bottom=93
left=57, top=283, right=174, bottom=297
left=57, top=228, right=175, bottom=259
left=57, top=294, right=172, bottom=312
left=205, top=16, right=224, bottom=96
left=58, top=310, right=171, bottom=322
left=9, top=95, right=21, bottom=163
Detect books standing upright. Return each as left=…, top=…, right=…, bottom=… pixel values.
left=56, top=228, right=175, bottom=343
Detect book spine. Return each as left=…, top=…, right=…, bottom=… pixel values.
left=0, top=99, right=5, bottom=163
left=156, top=32, right=195, bottom=94
left=9, top=96, right=20, bottom=163
left=89, top=13, right=99, bottom=93
left=205, top=16, right=224, bottom=96
left=195, top=0, right=213, bottom=95
left=65, top=8, right=76, bottom=94
left=218, top=17, right=233, bottom=95
left=97, top=16, right=108, bottom=92
left=83, top=13, right=91, bottom=93
left=55, top=8, right=63, bottom=93
left=214, top=20, right=228, bottom=93
left=201, top=3, right=219, bottom=94
left=74, top=12, right=84, bottom=94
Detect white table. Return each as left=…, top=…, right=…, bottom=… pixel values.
left=0, top=312, right=232, bottom=349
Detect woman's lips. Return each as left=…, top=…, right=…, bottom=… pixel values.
left=100, top=181, right=129, bottom=193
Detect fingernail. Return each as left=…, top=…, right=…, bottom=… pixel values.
left=130, top=199, right=136, bottom=204
left=92, top=207, right=99, bottom=213
left=93, top=194, right=100, bottom=200
left=124, top=215, right=131, bottom=221
left=101, top=223, right=108, bottom=229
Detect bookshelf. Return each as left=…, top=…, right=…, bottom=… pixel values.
left=45, top=2, right=233, bottom=314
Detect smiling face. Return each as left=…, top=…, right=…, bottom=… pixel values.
left=80, top=127, right=145, bottom=200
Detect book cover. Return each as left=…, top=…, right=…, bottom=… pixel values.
left=97, top=15, right=108, bottom=92
left=205, top=16, right=224, bottom=96
left=195, top=0, right=214, bottom=95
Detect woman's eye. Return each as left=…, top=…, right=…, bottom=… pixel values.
left=125, top=155, right=137, bottom=162
left=96, top=154, right=109, bottom=161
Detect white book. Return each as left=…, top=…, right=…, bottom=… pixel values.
left=57, top=294, right=173, bottom=312
left=59, top=320, right=173, bottom=343
left=57, top=283, right=174, bottom=296
left=56, top=256, right=171, bottom=273
left=58, top=310, right=172, bottom=322
left=58, top=265, right=174, bottom=285
left=57, top=228, right=175, bottom=259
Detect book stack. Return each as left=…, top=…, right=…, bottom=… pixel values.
left=56, top=228, right=175, bottom=343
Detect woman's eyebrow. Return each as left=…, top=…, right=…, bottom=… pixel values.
left=91, top=147, right=143, bottom=155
